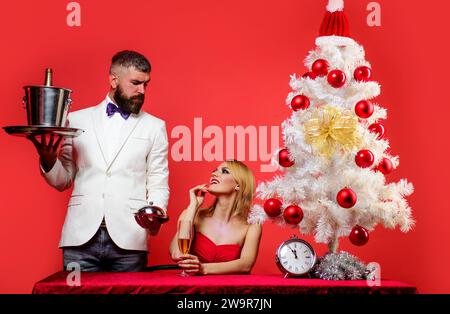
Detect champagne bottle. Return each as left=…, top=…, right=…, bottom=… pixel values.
left=44, top=68, right=53, bottom=86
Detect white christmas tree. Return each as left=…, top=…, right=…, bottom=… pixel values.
left=249, top=0, right=414, bottom=254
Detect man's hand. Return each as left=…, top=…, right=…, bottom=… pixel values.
left=27, top=134, right=63, bottom=173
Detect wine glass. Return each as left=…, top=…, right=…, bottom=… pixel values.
left=177, top=220, right=193, bottom=277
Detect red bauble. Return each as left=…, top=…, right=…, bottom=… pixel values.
left=302, top=72, right=317, bottom=80
left=349, top=225, right=369, bottom=246
left=264, top=198, right=283, bottom=217
left=376, top=158, right=393, bottom=175
left=355, top=100, right=374, bottom=119
left=354, top=66, right=372, bottom=82
left=278, top=148, right=295, bottom=167
left=327, top=70, right=346, bottom=88
left=355, top=149, right=375, bottom=168
left=368, top=123, right=385, bottom=140
left=291, top=95, right=310, bottom=111
left=283, top=205, right=304, bottom=225
left=336, top=188, right=357, bottom=208
left=311, top=59, right=329, bottom=77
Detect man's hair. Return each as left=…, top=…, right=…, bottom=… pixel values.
left=110, top=50, right=151, bottom=74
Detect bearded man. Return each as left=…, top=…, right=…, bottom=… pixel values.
left=28, top=50, right=170, bottom=272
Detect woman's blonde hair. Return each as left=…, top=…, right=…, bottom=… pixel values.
left=202, top=160, right=255, bottom=219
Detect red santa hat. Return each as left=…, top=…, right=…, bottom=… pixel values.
left=316, top=0, right=355, bottom=46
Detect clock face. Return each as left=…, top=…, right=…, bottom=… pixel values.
left=276, top=239, right=316, bottom=276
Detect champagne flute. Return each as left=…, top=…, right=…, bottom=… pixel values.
left=177, top=220, right=193, bottom=277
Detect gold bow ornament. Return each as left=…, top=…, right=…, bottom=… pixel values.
left=303, top=105, right=360, bottom=158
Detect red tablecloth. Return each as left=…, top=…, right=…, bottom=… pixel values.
left=32, top=270, right=416, bottom=294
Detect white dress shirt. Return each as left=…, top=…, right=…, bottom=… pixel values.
left=103, top=95, right=126, bottom=163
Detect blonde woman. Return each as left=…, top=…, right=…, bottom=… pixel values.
left=169, top=160, right=262, bottom=275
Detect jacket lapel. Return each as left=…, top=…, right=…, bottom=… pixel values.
left=92, top=102, right=109, bottom=167
left=106, top=112, right=143, bottom=172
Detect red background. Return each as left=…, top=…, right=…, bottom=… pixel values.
left=0, top=0, right=449, bottom=293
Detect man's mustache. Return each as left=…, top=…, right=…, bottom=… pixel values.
left=130, top=94, right=145, bottom=102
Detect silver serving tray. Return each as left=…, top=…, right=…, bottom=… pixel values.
left=3, top=125, right=84, bottom=138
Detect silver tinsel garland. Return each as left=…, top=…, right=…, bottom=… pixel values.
left=311, top=251, right=372, bottom=280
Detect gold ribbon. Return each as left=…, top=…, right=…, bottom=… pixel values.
left=304, top=106, right=359, bottom=159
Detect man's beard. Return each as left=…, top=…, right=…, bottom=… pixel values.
left=113, top=85, right=145, bottom=115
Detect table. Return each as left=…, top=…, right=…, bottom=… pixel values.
left=32, top=270, right=417, bottom=294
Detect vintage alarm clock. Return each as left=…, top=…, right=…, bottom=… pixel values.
left=275, top=235, right=317, bottom=278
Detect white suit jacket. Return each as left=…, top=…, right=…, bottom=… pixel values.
left=41, top=98, right=170, bottom=251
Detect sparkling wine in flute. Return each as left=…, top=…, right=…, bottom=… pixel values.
left=178, top=238, right=192, bottom=254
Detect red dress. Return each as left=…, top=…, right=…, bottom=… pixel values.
left=190, top=232, right=242, bottom=263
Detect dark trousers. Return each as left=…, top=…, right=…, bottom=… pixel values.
left=62, top=226, right=148, bottom=272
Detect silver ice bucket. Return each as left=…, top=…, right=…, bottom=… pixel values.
left=23, top=69, right=73, bottom=127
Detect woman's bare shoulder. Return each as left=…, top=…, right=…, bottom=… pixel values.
left=246, top=222, right=262, bottom=236
left=193, top=208, right=209, bottom=228
left=247, top=222, right=262, bottom=229
left=229, top=216, right=260, bottom=239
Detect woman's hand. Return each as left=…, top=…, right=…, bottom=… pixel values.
left=177, top=254, right=204, bottom=275
left=188, top=184, right=209, bottom=210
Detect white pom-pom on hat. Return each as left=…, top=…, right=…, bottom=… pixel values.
left=326, top=0, right=344, bottom=13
